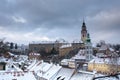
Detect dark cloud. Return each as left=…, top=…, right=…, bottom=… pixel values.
left=0, top=0, right=120, bottom=44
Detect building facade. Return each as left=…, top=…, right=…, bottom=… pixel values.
left=29, top=42, right=64, bottom=53
left=88, top=57, right=120, bottom=75
left=59, top=44, right=73, bottom=57
left=85, top=33, right=93, bottom=61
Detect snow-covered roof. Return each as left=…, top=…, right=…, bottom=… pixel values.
left=109, top=48, right=114, bottom=51
left=89, top=57, right=120, bottom=65
left=96, top=53, right=106, bottom=57
left=0, top=71, right=36, bottom=80
left=12, top=65, right=23, bottom=72
left=29, top=52, right=40, bottom=56
left=69, top=59, right=75, bottom=62
left=31, top=62, right=53, bottom=73
left=61, top=59, right=70, bottom=63
left=61, top=59, right=69, bottom=66
left=78, top=70, right=95, bottom=75
left=42, top=65, right=62, bottom=80
left=0, top=57, right=6, bottom=62
left=18, top=55, right=28, bottom=58
left=60, top=43, right=72, bottom=48
left=30, top=41, right=55, bottom=44
left=26, top=60, right=64, bottom=80
left=26, top=60, right=55, bottom=73
left=28, top=61, right=42, bottom=71
left=27, top=60, right=37, bottom=70
left=89, top=58, right=110, bottom=64
left=30, top=40, right=68, bottom=44
left=99, top=45, right=108, bottom=50
left=70, top=73, right=94, bottom=80
left=83, top=64, right=88, bottom=66
left=53, top=68, right=75, bottom=80
left=99, top=44, right=115, bottom=52
left=72, top=39, right=81, bottom=43
left=8, top=52, right=14, bottom=56
left=95, top=74, right=120, bottom=80
left=71, top=49, right=86, bottom=60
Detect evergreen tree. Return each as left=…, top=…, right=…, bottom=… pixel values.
left=50, top=47, right=58, bottom=55
left=10, top=42, right=14, bottom=49
left=15, top=44, right=18, bottom=49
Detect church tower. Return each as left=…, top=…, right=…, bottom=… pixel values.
left=85, top=33, right=93, bottom=61
left=81, top=21, right=87, bottom=43
left=81, top=20, right=93, bottom=61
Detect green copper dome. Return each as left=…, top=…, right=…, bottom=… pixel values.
left=86, top=33, right=91, bottom=43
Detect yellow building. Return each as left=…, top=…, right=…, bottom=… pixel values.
left=88, top=58, right=120, bottom=75
left=59, top=44, right=72, bottom=57
left=72, top=43, right=85, bottom=49
left=68, top=59, right=76, bottom=68
left=29, top=42, right=63, bottom=53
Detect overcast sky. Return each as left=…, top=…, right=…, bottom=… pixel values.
left=0, top=0, right=120, bottom=44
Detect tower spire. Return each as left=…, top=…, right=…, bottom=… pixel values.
left=81, top=19, right=87, bottom=43
left=82, top=18, right=86, bottom=30
left=83, top=17, right=85, bottom=23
